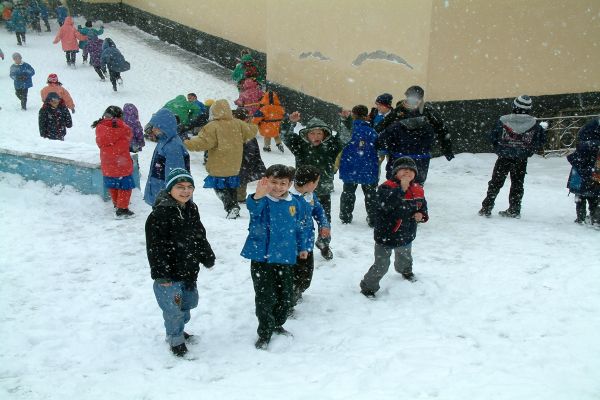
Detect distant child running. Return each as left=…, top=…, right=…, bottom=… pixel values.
left=146, top=168, right=215, bottom=357
left=39, top=92, right=72, bottom=140
left=360, top=157, right=428, bottom=298
left=9, top=52, right=35, bottom=110
left=252, top=90, right=286, bottom=153
left=241, top=165, right=308, bottom=350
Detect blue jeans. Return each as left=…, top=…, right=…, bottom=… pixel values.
left=153, top=280, right=199, bottom=346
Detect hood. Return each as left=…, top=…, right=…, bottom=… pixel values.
left=150, top=108, right=178, bottom=141
left=260, top=91, right=281, bottom=106
left=64, top=16, right=74, bottom=26
left=499, top=114, right=537, bottom=134
left=298, top=117, right=333, bottom=141
left=123, top=103, right=139, bottom=120
left=209, top=99, right=233, bottom=121
left=103, top=38, right=116, bottom=50
left=240, top=54, right=253, bottom=63
left=242, top=79, right=259, bottom=90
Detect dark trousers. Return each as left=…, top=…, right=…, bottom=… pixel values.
left=42, top=17, right=51, bottom=31
left=293, top=251, right=314, bottom=303
left=250, top=261, right=293, bottom=340
left=576, top=196, right=600, bottom=223
left=214, top=188, right=239, bottom=212
left=15, top=32, right=26, bottom=45
left=339, top=182, right=378, bottom=224
left=93, top=66, right=106, bottom=80
left=65, top=50, right=77, bottom=64
left=82, top=46, right=89, bottom=62
left=316, top=193, right=331, bottom=223
left=481, top=157, right=528, bottom=214
left=15, top=89, right=28, bottom=110
left=108, top=69, right=121, bottom=90
left=31, top=17, right=41, bottom=32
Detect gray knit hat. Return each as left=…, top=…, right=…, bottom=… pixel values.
left=391, top=157, right=418, bottom=177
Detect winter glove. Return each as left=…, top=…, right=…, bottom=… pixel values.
left=203, top=258, right=215, bottom=269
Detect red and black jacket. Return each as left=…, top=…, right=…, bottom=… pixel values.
left=374, top=178, right=428, bottom=247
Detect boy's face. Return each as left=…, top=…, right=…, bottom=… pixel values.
left=307, top=129, right=325, bottom=146
left=49, top=98, right=60, bottom=108
left=395, top=168, right=416, bottom=182
left=187, top=95, right=197, bottom=103
left=170, top=182, right=195, bottom=204
left=297, top=177, right=319, bottom=193
left=268, top=177, right=292, bottom=199
left=376, top=103, right=390, bottom=114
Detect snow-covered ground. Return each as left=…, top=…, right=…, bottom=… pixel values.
left=1, top=19, right=599, bottom=400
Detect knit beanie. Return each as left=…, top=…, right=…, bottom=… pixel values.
left=391, top=157, right=418, bottom=177
left=513, top=95, right=532, bottom=112
left=405, top=85, right=425, bottom=100
left=375, top=93, right=393, bottom=108
left=47, top=73, right=59, bottom=83
left=166, top=168, right=194, bottom=192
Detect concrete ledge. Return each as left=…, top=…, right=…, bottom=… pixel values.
left=0, top=147, right=140, bottom=200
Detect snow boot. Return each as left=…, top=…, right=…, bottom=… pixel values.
left=170, top=343, right=188, bottom=357
left=226, top=207, right=240, bottom=219
left=255, top=336, right=270, bottom=350
left=498, top=209, right=520, bottom=219
left=116, top=208, right=135, bottom=218
left=478, top=208, right=492, bottom=217
left=360, top=289, right=376, bottom=299
left=277, top=143, right=285, bottom=153
left=574, top=198, right=587, bottom=223
left=263, top=145, right=271, bottom=152
left=402, top=272, right=417, bottom=282
left=273, top=326, right=292, bottom=336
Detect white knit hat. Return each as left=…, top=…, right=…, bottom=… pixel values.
left=513, top=95, right=532, bottom=111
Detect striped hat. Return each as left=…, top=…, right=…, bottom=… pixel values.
left=513, top=95, right=532, bottom=111
left=165, top=168, right=194, bottom=192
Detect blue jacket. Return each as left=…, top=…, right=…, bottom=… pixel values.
left=39, top=4, right=49, bottom=19
left=290, top=188, right=330, bottom=250
left=10, top=62, right=35, bottom=90
left=143, top=109, right=190, bottom=206
left=101, top=39, right=130, bottom=73
left=567, top=118, right=600, bottom=197
left=10, top=8, right=28, bottom=33
left=28, top=1, right=40, bottom=17
left=490, top=114, right=546, bottom=159
left=56, top=6, right=68, bottom=24
left=339, top=118, right=379, bottom=185
left=241, top=194, right=308, bottom=264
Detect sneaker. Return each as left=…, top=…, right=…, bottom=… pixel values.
left=263, top=146, right=271, bottom=152
left=226, top=207, right=240, bottom=219
left=478, top=208, right=492, bottom=217
left=319, top=246, right=333, bottom=260
left=402, top=272, right=417, bottom=282
left=498, top=209, right=520, bottom=219
left=361, top=289, right=376, bottom=298
left=254, top=336, right=270, bottom=350
left=273, top=326, right=292, bottom=336
left=170, top=343, right=188, bottom=357
left=276, top=143, right=285, bottom=153
left=115, top=208, right=135, bottom=218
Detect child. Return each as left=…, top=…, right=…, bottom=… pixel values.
left=567, top=117, right=600, bottom=225
left=231, top=51, right=265, bottom=89
left=184, top=99, right=256, bottom=219
left=143, top=108, right=191, bottom=206
left=86, top=35, right=106, bottom=81
left=39, top=2, right=51, bottom=32
left=39, top=92, right=72, bottom=140
left=123, top=103, right=145, bottom=153
left=93, top=106, right=135, bottom=218
left=359, top=157, right=428, bottom=297
left=232, top=108, right=266, bottom=203
left=240, top=165, right=308, bottom=349
left=40, top=73, right=75, bottom=114
left=252, top=90, right=286, bottom=153
left=53, top=16, right=86, bottom=67
left=338, top=105, right=379, bottom=227
left=9, top=3, right=26, bottom=46
left=289, top=165, right=330, bottom=306
left=369, top=93, right=393, bottom=131
left=56, top=2, right=67, bottom=27
left=101, top=38, right=131, bottom=92
left=478, top=95, right=546, bottom=218
left=281, top=111, right=351, bottom=259
left=77, top=20, right=103, bottom=64
left=9, top=53, right=35, bottom=110
left=145, top=168, right=215, bottom=357
left=234, top=78, right=263, bottom=118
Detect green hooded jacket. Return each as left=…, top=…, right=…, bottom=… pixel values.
left=163, top=95, right=201, bottom=126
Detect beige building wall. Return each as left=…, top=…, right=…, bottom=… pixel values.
left=123, top=0, right=267, bottom=51
left=427, top=0, right=600, bottom=101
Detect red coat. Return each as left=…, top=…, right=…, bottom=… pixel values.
left=96, top=118, right=133, bottom=178
left=53, top=17, right=86, bottom=51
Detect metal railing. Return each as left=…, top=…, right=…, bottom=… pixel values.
left=539, top=114, right=599, bottom=157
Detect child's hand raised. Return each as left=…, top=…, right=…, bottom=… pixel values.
left=254, top=177, right=271, bottom=199
left=289, top=111, right=301, bottom=123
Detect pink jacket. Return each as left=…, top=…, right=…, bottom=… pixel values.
left=234, top=79, right=264, bottom=116
left=53, top=17, right=86, bottom=51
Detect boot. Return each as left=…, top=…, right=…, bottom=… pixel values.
left=402, top=272, right=417, bottom=282
left=276, top=143, right=285, bottom=153
left=254, top=336, right=270, bottom=350
left=478, top=208, right=492, bottom=217
left=574, top=198, right=587, bottom=223
left=263, top=145, right=271, bottom=152
left=499, top=209, right=520, bottom=219
left=116, top=208, right=135, bottom=218
left=273, top=326, right=292, bottom=336
left=170, top=343, right=188, bottom=357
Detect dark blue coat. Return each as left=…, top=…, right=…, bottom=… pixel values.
left=291, top=188, right=330, bottom=250
left=374, top=179, right=428, bottom=248
left=39, top=4, right=49, bottom=19
left=567, top=118, right=600, bottom=197
left=490, top=114, right=546, bottom=159
left=339, top=118, right=379, bottom=185
left=38, top=100, right=72, bottom=140
left=241, top=194, right=308, bottom=264
left=376, top=110, right=435, bottom=179
left=10, top=62, right=35, bottom=90
left=101, top=39, right=130, bottom=73
left=56, top=6, right=68, bottom=24
left=10, top=8, right=28, bottom=33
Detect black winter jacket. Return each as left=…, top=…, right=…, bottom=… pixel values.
left=39, top=101, right=72, bottom=140
left=374, top=179, right=428, bottom=247
left=145, top=190, right=215, bottom=282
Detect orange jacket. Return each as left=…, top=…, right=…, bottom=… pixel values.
left=41, top=84, right=75, bottom=111
left=252, top=91, right=285, bottom=138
